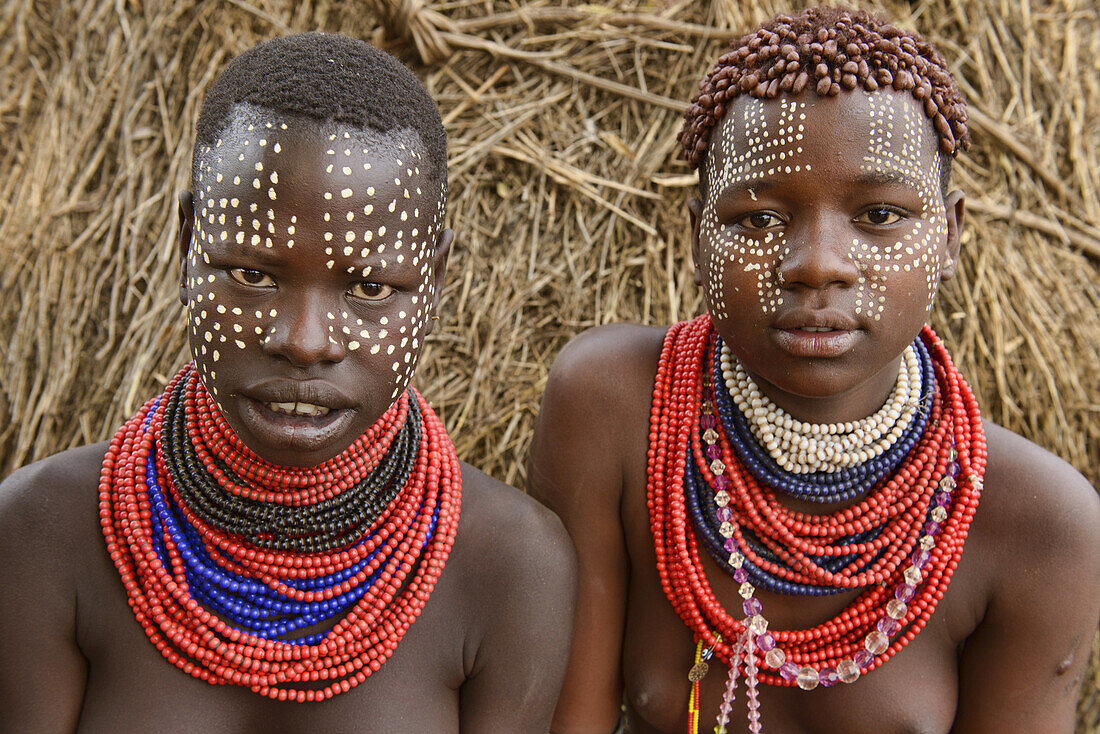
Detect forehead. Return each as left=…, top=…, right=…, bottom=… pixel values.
left=704, top=89, right=939, bottom=192
left=192, top=114, right=443, bottom=265
left=195, top=113, right=440, bottom=220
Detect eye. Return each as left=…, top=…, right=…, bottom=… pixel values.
left=349, top=282, right=393, bottom=301
left=228, top=268, right=275, bottom=287
left=735, top=211, right=784, bottom=230
left=855, top=206, right=905, bottom=226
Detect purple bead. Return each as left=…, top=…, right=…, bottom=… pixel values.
left=947, top=461, right=959, bottom=477
left=877, top=617, right=899, bottom=636
left=701, top=414, right=718, bottom=429
left=779, top=662, right=799, bottom=681
left=743, top=597, right=762, bottom=616
left=716, top=506, right=733, bottom=522
left=733, top=567, right=749, bottom=583
left=923, top=520, right=940, bottom=536
left=724, top=537, right=738, bottom=553
left=819, top=667, right=839, bottom=687
left=895, top=583, right=915, bottom=602
left=853, top=650, right=874, bottom=669
left=713, top=475, right=729, bottom=491
left=706, top=444, right=721, bottom=460
left=934, top=491, right=951, bottom=507
left=756, top=632, right=776, bottom=651
left=912, top=549, right=931, bottom=569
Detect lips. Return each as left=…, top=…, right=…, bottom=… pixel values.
left=773, top=309, right=859, bottom=332
left=234, top=379, right=357, bottom=461
left=244, top=378, right=355, bottom=411
left=772, top=309, right=860, bottom=358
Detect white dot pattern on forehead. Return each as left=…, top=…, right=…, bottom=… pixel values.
left=853, top=93, right=947, bottom=321
left=702, top=97, right=807, bottom=319
left=700, top=94, right=947, bottom=322
left=188, top=127, right=446, bottom=404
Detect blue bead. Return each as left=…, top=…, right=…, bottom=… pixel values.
left=685, top=335, right=935, bottom=595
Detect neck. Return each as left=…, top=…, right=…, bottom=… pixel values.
left=743, top=353, right=906, bottom=425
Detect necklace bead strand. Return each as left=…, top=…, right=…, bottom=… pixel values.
left=647, top=316, right=985, bottom=732
left=99, top=365, right=462, bottom=700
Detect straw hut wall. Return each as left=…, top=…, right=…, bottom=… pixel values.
left=1, top=0, right=1098, bottom=727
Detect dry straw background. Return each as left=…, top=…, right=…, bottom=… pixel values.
left=1, top=0, right=1098, bottom=726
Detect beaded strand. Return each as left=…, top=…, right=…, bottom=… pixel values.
left=646, top=315, right=985, bottom=731
left=99, top=365, right=462, bottom=700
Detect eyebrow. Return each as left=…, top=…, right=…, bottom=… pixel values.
left=711, top=178, right=778, bottom=200
left=855, top=168, right=925, bottom=191
left=205, top=238, right=289, bottom=266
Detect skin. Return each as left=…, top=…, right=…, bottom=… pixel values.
left=529, top=90, right=1100, bottom=733
left=0, top=110, right=576, bottom=733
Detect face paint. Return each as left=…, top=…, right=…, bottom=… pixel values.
left=850, top=92, right=947, bottom=321
left=701, top=97, right=808, bottom=319
left=695, top=90, right=959, bottom=420
left=184, top=109, right=447, bottom=466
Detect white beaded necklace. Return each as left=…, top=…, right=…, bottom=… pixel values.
left=719, top=344, right=922, bottom=474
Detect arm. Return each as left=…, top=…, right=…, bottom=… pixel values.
left=0, top=455, right=92, bottom=733
left=526, top=328, right=649, bottom=734
left=457, top=486, right=577, bottom=733
left=952, top=429, right=1100, bottom=732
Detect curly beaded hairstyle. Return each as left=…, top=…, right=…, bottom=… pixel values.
left=680, top=6, right=969, bottom=189
left=192, top=32, right=447, bottom=191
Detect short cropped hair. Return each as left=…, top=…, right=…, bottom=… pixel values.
left=192, top=32, right=446, bottom=191
left=680, top=6, right=968, bottom=192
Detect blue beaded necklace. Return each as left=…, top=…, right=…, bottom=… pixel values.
left=142, top=394, right=440, bottom=643
left=685, top=335, right=934, bottom=595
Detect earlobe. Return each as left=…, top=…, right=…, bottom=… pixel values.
left=177, top=191, right=195, bottom=306
left=425, top=227, right=454, bottom=336
left=940, top=190, right=965, bottom=282
left=689, top=197, right=704, bottom=287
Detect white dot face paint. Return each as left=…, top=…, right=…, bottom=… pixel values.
left=851, top=93, right=947, bottom=321
left=700, top=96, right=808, bottom=319
left=185, top=107, right=447, bottom=466
left=695, top=90, right=958, bottom=415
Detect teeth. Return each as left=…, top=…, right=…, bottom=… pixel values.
left=267, top=401, right=331, bottom=417
left=803, top=326, right=836, bottom=332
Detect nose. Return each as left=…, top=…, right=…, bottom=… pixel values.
left=776, top=214, right=861, bottom=290
left=261, top=289, right=345, bottom=367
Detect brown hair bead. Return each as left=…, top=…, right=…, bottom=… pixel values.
left=678, top=5, right=970, bottom=169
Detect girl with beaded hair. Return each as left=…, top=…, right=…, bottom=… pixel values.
left=0, top=33, right=575, bottom=732
left=529, top=6, right=1100, bottom=733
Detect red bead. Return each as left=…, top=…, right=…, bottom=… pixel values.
left=646, top=317, right=985, bottom=683
left=99, top=366, right=463, bottom=700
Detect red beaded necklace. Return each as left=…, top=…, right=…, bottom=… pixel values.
left=99, top=366, right=462, bottom=701
left=648, top=315, right=985, bottom=723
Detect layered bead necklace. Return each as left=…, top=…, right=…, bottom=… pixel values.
left=99, top=365, right=462, bottom=701
left=647, top=315, right=985, bottom=733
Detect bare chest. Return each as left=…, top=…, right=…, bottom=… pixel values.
left=619, top=471, right=986, bottom=734
left=74, top=538, right=469, bottom=734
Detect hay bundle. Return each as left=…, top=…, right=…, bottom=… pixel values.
left=1, top=0, right=1097, bottom=726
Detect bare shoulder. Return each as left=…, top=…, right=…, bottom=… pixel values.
left=449, top=461, right=577, bottom=675
left=453, top=460, right=575, bottom=586
left=542, top=323, right=669, bottom=410
left=529, top=323, right=669, bottom=505
left=0, top=442, right=107, bottom=552
left=980, top=423, right=1099, bottom=549
left=974, top=422, right=1100, bottom=592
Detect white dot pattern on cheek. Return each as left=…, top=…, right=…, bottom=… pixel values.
left=309, top=136, right=443, bottom=402
left=701, top=98, right=808, bottom=319
left=190, top=127, right=448, bottom=407
left=853, top=94, right=947, bottom=321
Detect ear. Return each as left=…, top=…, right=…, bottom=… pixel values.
left=425, top=227, right=454, bottom=335
left=177, top=190, right=195, bottom=306
left=689, top=197, right=704, bottom=286
left=940, top=189, right=965, bottom=282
